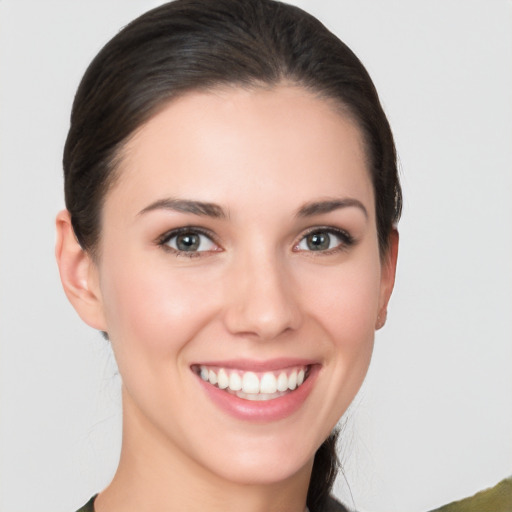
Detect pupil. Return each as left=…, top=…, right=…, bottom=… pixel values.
left=177, top=233, right=200, bottom=251
left=307, top=232, right=329, bottom=251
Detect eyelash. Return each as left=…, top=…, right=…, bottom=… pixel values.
left=156, top=226, right=220, bottom=258
left=156, top=226, right=355, bottom=258
left=293, top=226, right=355, bottom=255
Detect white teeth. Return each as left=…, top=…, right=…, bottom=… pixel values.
left=242, top=372, right=260, bottom=393
left=236, top=391, right=286, bottom=401
left=217, top=368, right=229, bottom=389
left=288, top=370, right=297, bottom=390
left=229, top=372, right=242, bottom=391
left=276, top=372, right=288, bottom=392
left=197, top=365, right=309, bottom=399
left=259, top=372, right=277, bottom=394
left=208, top=369, right=218, bottom=385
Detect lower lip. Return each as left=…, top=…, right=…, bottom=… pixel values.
left=195, top=365, right=319, bottom=422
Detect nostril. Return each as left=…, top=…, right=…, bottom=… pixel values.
left=224, top=301, right=301, bottom=340
left=222, top=259, right=302, bottom=339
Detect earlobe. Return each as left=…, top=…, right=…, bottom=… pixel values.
left=375, top=229, right=399, bottom=330
left=55, top=210, right=107, bottom=331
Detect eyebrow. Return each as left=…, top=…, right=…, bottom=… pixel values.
left=296, top=198, right=368, bottom=218
left=138, top=198, right=227, bottom=219
left=138, top=196, right=367, bottom=220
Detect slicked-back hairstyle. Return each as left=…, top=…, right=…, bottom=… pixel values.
left=64, top=0, right=401, bottom=258
left=63, top=0, right=401, bottom=508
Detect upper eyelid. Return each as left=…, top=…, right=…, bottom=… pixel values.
left=298, top=225, right=353, bottom=240
left=156, top=226, right=220, bottom=246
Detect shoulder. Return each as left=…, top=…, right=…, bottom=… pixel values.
left=74, top=495, right=96, bottom=512
left=427, top=476, right=512, bottom=512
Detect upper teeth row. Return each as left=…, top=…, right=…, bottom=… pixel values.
left=198, top=366, right=306, bottom=394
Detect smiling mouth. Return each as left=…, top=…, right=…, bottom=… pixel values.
left=192, top=365, right=311, bottom=401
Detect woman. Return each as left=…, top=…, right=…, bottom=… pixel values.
left=55, top=0, right=400, bottom=511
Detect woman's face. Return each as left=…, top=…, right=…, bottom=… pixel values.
left=86, top=86, right=396, bottom=485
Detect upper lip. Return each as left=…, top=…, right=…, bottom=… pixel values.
left=191, top=357, right=317, bottom=372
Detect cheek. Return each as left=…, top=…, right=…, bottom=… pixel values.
left=302, top=255, right=381, bottom=342
left=98, top=254, right=219, bottom=357
left=301, top=252, right=380, bottom=403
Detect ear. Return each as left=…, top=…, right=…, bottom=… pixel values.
left=375, top=228, right=399, bottom=330
left=55, top=210, right=107, bottom=331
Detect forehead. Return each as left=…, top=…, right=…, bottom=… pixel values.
left=108, top=85, right=374, bottom=219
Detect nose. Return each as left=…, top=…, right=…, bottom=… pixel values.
left=223, top=252, right=302, bottom=340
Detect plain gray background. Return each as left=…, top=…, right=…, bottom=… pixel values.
left=1, top=1, right=511, bottom=511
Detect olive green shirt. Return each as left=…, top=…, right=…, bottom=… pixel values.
left=75, top=495, right=349, bottom=512
left=75, top=478, right=512, bottom=512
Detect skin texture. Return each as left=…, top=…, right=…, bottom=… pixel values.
left=56, top=85, right=398, bottom=512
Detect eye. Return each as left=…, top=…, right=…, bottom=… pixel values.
left=295, top=228, right=354, bottom=253
left=159, top=228, right=219, bottom=255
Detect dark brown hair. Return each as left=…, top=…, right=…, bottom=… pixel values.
left=63, top=0, right=401, bottom=509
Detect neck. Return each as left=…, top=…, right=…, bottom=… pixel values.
left=94, top=389, right=313, bottom=512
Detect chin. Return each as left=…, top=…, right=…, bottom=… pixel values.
left=188, top=426, right=322, bottom=487
left=206, top=451, right=314, bottom=486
